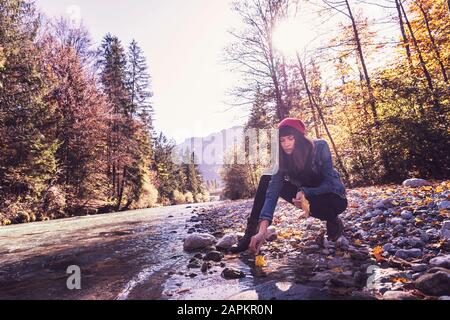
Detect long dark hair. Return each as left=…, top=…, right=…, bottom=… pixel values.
left=278, top=126, right=315, bottom=178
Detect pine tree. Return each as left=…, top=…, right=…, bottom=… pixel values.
left=0, top=0, right=60, bottom=215
left=126, top=40, right=155, bottom=132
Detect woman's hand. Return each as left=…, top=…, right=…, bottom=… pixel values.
left=249, top=232, right=266, bottom=255
left=293, top=191, right=310, bottom=217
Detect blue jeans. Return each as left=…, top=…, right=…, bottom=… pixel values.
left=249, top=175, right=348, bottom=227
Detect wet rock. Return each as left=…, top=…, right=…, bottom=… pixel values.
left=190, top=215, right=201, bottom=222
left=183, top=233, right=216, bottom=252
left=193, top=253, right=203, bottom=259
left=441, top=221, right=450, bottom=240
left=203, top=251, right=224, bottom=262
left=438, top=201, right=450, bottom=210
left=201, top=261, right=213, bottom=273
left=418, top=231, right=430, bottom=243
left=393, top=225, right=405, bottom=234
left=221, top=267, right=245, bottom=279
left=438, top=296, right=450, bottom=300
left=309, top=272, right=333, bottom=282
left=382, top=291, right=418, bottom=300
left=374, top=197, right=394, bottom=209
left=400, top=210, right=413, bottom=220
left=336, top=236, right=350, bottom=249
left=394, top=248, right=422, bottom=260
left=265, top=226, right=277, bottom=241
left=350, top=250, right=369, bottom=261
left=363, top=213, right=374, bottom=220
left=303, top=245, right=321, bottom=253
left=216, top=234, right=238, bottom=250
left=407, top=237, right=425, bottom=248
left=390, top=217, right=404, bottom=225
left=429, top=255, right=450, bottom=269
left=227, top=281, right=332, bottom=300
left=328, top=274, right=357, bottom=288
left=402, top=178, right=431, bottom=188
left=414, top=271, right=450, bottom=296
left=187, top=259, right=202, bottom=269
left=426, top=228, right=440, bottom=239
left=383, top=243, right=396, bottom=253
left=411, top=264, right=428, bottom=273
left=328, top=257, right=346, bottom=269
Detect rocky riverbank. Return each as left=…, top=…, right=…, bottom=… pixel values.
left=180, top=179, right=450, bottom=300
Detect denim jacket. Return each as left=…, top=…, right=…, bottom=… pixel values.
left=259, top=139, right=347, bottom=225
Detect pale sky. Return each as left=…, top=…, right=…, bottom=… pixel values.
left=35, top=0, right=397, bottom=145
left=36, top=0, right=245, bottom=145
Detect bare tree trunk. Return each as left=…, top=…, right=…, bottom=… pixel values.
left=345, top=0, right=378, bottom=125
left=340, top=76, right=369, bottom=186
left=116, top=166, right=127, bottom=211
left=296, top=55, right=321, bottom=138
left=415, top=1, right=448, bottom=83
left=400, top=0, right=441, bottom=112
left=355, top=56, right=376, bottom=154
left=395, top=0, right=413, bottom=71
left=296, top=55, right=350, bottom=182
left=269, top=57, right=287, bottom=120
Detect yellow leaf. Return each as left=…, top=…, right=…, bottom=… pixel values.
left=255, top=255, right=267, bottom=267
left=391, top=277, right=409, bottom=283
left=354, top=239, right=362, bottom=246
left=331, top=267, right=344, bottom=273
left=421, top=186, right=432, bottom=191
left=435, top=186, right=444, bottom=193
left=372, top=246, right=384, bottom=262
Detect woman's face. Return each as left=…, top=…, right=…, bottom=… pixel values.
left=280, top=135, right=295, bottom=155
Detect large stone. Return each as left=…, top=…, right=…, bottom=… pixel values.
left=265, top=226, right=277, bottom=241
left=414, top=271, right=450, bottom=296
left=309, top=272, right=333, bottom=282
left=227, top=281, right=333, bottom=300
left=183, top=233, right=216, bottom=252
left=400, top=210, right=413, bottom=220
left=374, top=197, right=395, bottom=209
left=216, top=234, right=238, bottom=250
left=438, top=201, right=450, bottom=210
left=429, top=255, right=450, bottom=269
left=407, top=237, right=425, bottom=248
left=411, top=264, right=428, bottom=273
left=328, top=274, right=357, bottom=288
left=394, top=248, right=422, bottom=260
left=382, top=291, right=418, bottom=300
left=441, top=221, right=450, bottom=240
left=390, top=217, right=404, bottom=225
left=221, top=267, right=245, bottom=279
left=336, top=236, right=350, bottom=249
left=402, top=178, right=432, bottom=188
left=203, top=251, right=224, bottom=262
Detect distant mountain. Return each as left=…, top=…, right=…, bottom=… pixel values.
left=174, top=125, right=245, bottom=190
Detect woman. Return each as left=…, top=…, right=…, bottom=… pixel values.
left=229, top=118, right=348, bottom=254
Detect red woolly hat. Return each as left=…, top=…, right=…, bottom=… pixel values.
left=277, top=118, right=306, bottom=135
